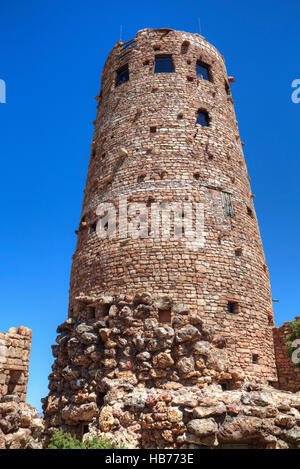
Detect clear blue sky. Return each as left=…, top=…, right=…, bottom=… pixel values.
left=0, top=0, right=299, bottom=412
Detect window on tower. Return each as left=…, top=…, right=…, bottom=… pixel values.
left=115, top=64, right=129, bottom=87
left=154, top=55, right=175, bottom=73
left=227, top=302, right=239, bottom=314
left=196, top=110, right=209, bottom=127
left=196, top=61, right=211, bottom=81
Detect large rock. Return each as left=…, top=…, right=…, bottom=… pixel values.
left=175, top=325, right=201, bottom=343
left=61, top=402, right=98, bottom=423
left=187, top=418, right=218, bottom=436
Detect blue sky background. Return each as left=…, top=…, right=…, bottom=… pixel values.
left=0, top=0, right=299, bottom=412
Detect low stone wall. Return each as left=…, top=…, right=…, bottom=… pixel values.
left=95, top=383, right=300, bottom=449
left=0, top=327, right=32, bottom=402
left=273, top=317, right=300, bottom=393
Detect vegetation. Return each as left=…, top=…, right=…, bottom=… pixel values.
left=286, top=321, right=300, bottom=369
left=48, top=428, right=126, bottom=449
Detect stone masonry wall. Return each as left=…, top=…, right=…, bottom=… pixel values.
left=68, top=28, right=277, bottom=383
left=42, top=28, right=300, bottom=449
left=0, top=327, right=32, bottom=403
left=273, top=317, right=300, bottom=393
left=42, top=292, right=300, bottom=448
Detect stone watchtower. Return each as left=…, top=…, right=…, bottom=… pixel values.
left=43, top=29, right=300, bottom=449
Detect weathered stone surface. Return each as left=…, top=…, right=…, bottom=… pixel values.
left=187, top=418, right=218, bottom=436
left=175, top=325, right=201, bottom=343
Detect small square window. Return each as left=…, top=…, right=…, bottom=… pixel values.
left=159, top=310, right=171, bottom=324
left=227, top=302, right=239, bottom=314
left=154, top=55, right=174, bottom=73
left=252, top=354, right=259, bottom=364
left=196, top=61, right=211, bottom=81
left=115, top=65, right=129, bottom=87
left=196, top=110, right=209, bottom=127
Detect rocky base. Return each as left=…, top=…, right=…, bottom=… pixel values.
left=78, top=383, right=300, bottom=449
left=0, top=396, right=44, bottom=449
left=41, top=292, right=300, bottom=449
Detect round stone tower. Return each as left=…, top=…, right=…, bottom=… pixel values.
left=70, top=28, right=277, bottom=383
left=43, top=30, right=287, bottom=447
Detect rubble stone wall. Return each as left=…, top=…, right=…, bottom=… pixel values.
left=43, top=294, right=300, bottom=448
left=273, top=317, right=300, bottom=393
left=0, top=327, right=32, bottom=403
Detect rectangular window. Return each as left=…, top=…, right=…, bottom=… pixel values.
left=159, top=310, right=171, bottom=324
left=227, top=302, right=239, bottom=314
left=196, top=110, right=209, bottom=127
left=196, top=61, right=210, bottom=81
left=115, top=65, right=129, bottom=87
left=221, top=192, right=234, bottom=218
left=252, top=354, right=259, bottom=364
left=154, top=55, right=174, bottom=73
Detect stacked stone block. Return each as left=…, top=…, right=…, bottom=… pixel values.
left=0, top=327, right=32, bottom=403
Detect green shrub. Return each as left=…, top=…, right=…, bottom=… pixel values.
left=48, top=429, right=126, bottom=450
left=286, top=321, right=300, bottom=370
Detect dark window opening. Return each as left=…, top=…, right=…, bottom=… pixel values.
left=247, top=206, right=254, bottom=218
left=96, top=392, right=105, bottom=407
left=89, top=222, right=97, bottom=234
left=137, top=174, right=146, bottom=183
left=196, top=61, right=211, bottom=81
left=115, top=65, right=129, bottom=87
left=187, top=76, right=194, bottom=82
left=154, top=55, right=174, bottom=73
left=221, top=192, right=234, bottom=218
left=159, top=310, right=171, bottom=324
left=150, top=126, right=157, bottom=133
left=196, top=110, right=209, bottom=127
left=181, top=40, right=190, bottom=54
left=193, top=172, right=200, bottom=181
left=235, top=248, right=243, bottom=257
left=221, top=381, right=231, bottom=391
left=227, top=302, right=239, bottom=314
left=252, top=354, right=259, bottom=364
left=102, top=304, right=111, bottom=316
left=83, top=424, right=89, bottom=435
